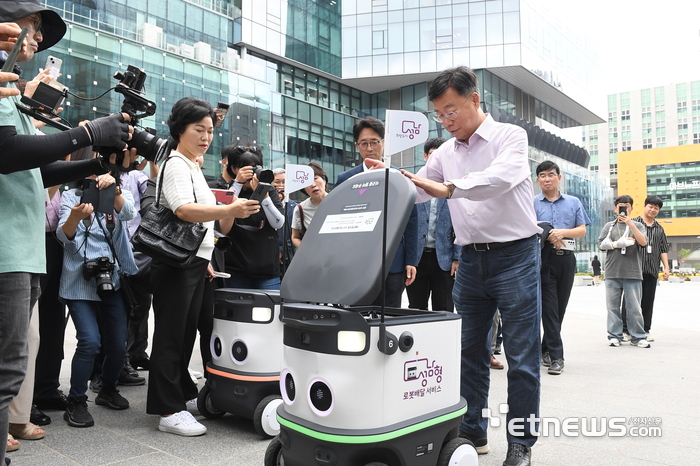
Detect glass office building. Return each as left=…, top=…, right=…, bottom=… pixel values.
left=26, top=0, right=611, bottom=269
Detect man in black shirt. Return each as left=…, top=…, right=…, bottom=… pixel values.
left=622, top=196, right=669, bottom=342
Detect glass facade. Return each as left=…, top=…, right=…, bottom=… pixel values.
left=25, top=0, right=609, bottom=260
left=647, top=162, right=700, bottom=219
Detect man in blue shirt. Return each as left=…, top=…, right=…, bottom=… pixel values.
left=534, top=161, right=590, bottom=375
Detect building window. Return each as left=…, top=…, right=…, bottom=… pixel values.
left=609, top=142, right=618, bottom=154
left=643, top=138, right=652, bottom=149
left=655, top=104, right=665, bottom=111
left=609, top=127, right=618, bottom=138
left=694, top=133, right=700, bottom=144
left=656, top=136, right=666, bottom=147
left=621, top=140, right=631, bottom=151
left=678, top=118, right=688, bottom=130
left=590, top=165, right=598, bottom=172
left=678, top=101, right=687, bottom=109
left=642, top=122, right=652, bottom=134
left=656, top=120, right=665, bottom=132
left=679, top=134, right=689, bottom=145
left=621, top=109, right=630, bottom=121
left=610, top=163, right=618, bottom=175
left=693, top=99, right=700, bottom=112
left=608, top=111, right=616, bottom=124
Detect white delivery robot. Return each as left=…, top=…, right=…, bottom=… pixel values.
left=197, top=289, right=283, bottom=438
left=264, top=169, right=478, bottom=466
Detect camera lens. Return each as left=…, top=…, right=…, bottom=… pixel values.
left=130, top=127, right=167, bottom=163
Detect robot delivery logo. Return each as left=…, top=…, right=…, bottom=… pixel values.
left=404, top=359, right=443, bottom=386
left=400, top=120, right=422, bottom=140
left=403, top=359, right=443, bottom=401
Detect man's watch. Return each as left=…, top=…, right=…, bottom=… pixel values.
left=444, top=181, right=456, bottom=199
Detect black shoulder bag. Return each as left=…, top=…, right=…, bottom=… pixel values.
left=131, top=156, right=208, bottom=268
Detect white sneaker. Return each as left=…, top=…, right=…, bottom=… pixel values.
left=159, top=411, right=207, bottom=436
left=646, top=334, right=655, bottom=342
left=631, top=339, right=651, bottom=348
left=186, top=398, right=199, bottom=413
left=622, top=333, right=631, bottom=342
left=609, top=338, right=620, bottom=347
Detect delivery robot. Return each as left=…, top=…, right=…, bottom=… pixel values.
left=197, top=289, right=284, bottom=438
left=264, top=169, right=478, bottom=466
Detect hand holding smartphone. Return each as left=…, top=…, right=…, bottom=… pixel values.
left=45, top=55, right=62, bottom=79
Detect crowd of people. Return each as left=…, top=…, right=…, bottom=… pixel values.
left=0, top=6, right=672, bottom=466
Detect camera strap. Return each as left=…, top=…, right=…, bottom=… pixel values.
left=96, top=213, right=125, bottom=273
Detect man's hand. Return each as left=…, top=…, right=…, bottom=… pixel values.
left=364, top=159, right=386, bottom=170
left=235, top=165, right=255, bottom=184
left=405, top=265, right=416, bottom=287
left=0, top=72, right=19, bottom=98
left=0, top=22, right=22, bottom=53
left=663, top=270, right=670, bottom=281
left=401, top=170, right=450, bottom=198
left=451, top=260, right=459, bottom=277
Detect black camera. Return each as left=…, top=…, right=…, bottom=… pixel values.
left=253, top=165, right=274, bottom=184
left=95, top=65, right=167, bottom=165
left=82, top=256, right=115, bottom=299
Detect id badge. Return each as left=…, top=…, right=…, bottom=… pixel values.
left=647, top=245, right=652, bottom=254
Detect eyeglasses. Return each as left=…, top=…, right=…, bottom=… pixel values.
left=356, top=139, right=383, bottom=150
left=432, top=96, right=472, bottom=123
left=537, top=172, right=559, bottom=179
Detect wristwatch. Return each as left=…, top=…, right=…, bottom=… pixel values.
left=444, top=181, right=456, bottom=199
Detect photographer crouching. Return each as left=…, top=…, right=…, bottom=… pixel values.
left=57, top=167, right=138, bottom=427
left=0, top=2, right=135, bottom=462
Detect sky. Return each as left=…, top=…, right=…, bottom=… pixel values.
left=580, top=0, right=700, bottom=97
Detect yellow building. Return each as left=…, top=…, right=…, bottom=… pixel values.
left=618, top=145, right=700, bottom=266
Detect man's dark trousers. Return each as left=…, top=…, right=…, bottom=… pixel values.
left=541, top=251, right=576, bottom=360
left=622, top=273, right=658, bottom=334
left=407, top=249, right=454, bottom=311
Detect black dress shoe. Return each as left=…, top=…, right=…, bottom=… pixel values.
left=118, top=361, right=146, bottom=386
left=30, top=405, right=51, bottom=426
left=129, top=356, right=150, bottom=370
left=34, top=391, right=68, bottom=411
left=503, top=443, right=531, bottom=466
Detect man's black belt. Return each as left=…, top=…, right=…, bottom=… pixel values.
left=466, top=237, right=526, bottom=252
left=551, top=249, right=573, bottom=256
left=424, top=247, right=436, bottom=253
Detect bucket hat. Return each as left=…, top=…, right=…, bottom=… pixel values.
left=0, top=0, right=67, bottom=51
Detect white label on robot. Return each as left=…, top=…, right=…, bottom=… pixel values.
left=318, top=211, right=382, bottom=234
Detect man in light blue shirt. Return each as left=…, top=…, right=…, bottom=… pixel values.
left=534, top=161, right=590, bottom=376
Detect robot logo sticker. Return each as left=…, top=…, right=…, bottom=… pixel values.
left=403, top=359, right=443, bottom=401
left=400, top=120, right=422, bottom=140
left=404, top=359, right=443, bottom=386
left=295, top=171, right=309, bottom=182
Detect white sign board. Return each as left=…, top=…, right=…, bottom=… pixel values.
left=318, top=211, right=382, bottom=234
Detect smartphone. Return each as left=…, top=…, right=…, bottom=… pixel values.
left=45, top=55, right=62, bottom=79
left=214, top=102, right=230, bottom=128
left=0, top=28, right=29, bottom=87
left=618, top=205, right=627, bottom=216
left=212, top=188, right=235, bottom=205
left=23, top=81, right=64, bottom=112
left=211, top=271, right=231, bottom=279
left=249, top=182, right=271, bottom=203
left=80, top=179, right=116, bottom=214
